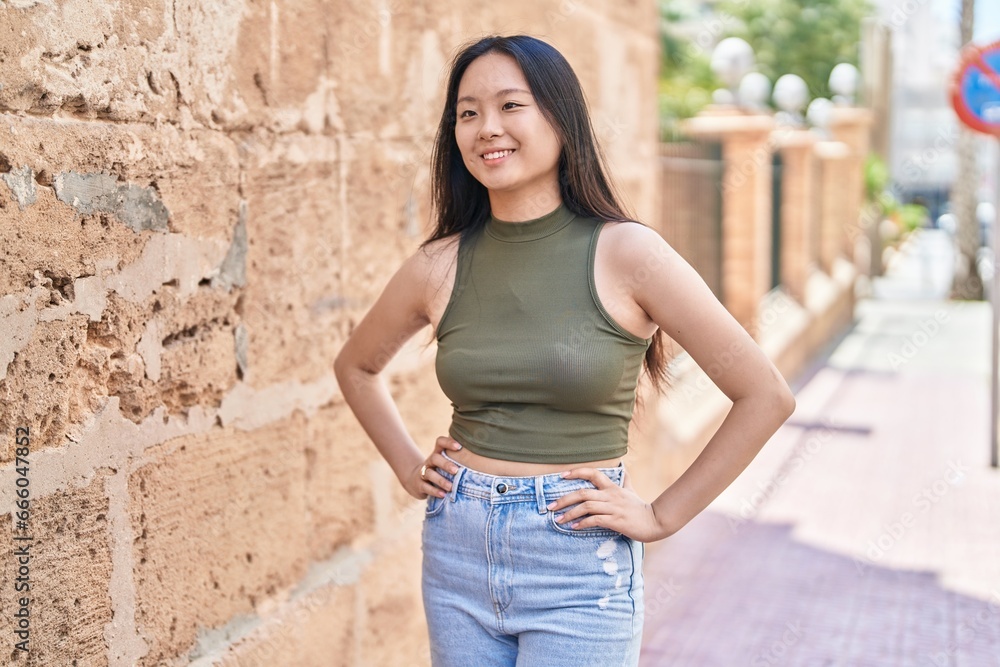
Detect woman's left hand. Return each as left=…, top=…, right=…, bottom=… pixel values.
left=549, top=467, right=667, bottom=543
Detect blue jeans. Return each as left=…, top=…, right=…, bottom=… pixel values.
left=421, top=450, right=645, bottom=666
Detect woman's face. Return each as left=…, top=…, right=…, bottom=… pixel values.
left=454, top=52, right=563, bottom=209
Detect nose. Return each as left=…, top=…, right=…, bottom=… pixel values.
left=477, top=109, right=503, bottom=140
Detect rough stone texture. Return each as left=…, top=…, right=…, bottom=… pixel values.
left=0, top=315, right=90, bottom=457
left=301, top=397, right=381, bottom=561
left=0, top=470, right=113, bottom=666
left=238, top=139, right=344, bottom=389
left=214, top=584, right=358, bottom=667
left=384, top=357, right=458, bottom=519
left=358, top=528, right=430, bottom=667
left=129, top=419, right=309, bottom=666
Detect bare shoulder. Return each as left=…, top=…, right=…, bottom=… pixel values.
left=417, top=233, right=461, bottom=277
left=597, top=219, right=680, bottom=277
left=415, top=233, right=461, bottom=298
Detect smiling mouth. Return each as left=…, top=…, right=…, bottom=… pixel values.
left=481, top=149, right=516, bottom=162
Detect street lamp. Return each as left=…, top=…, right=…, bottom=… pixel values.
left=739, top=71, right=772, bottom=112
left=829, top=63, right=860, bottom=106
left=711, top=37, right=755, bottom=107
left=773, top=73, right=809, bottom=126
left=806, top=97, right=834, bottom=137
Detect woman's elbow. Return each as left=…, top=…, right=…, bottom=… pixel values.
left=771, top=375, right=796, bottom=420
left=778, top=389, right=796, bottom=420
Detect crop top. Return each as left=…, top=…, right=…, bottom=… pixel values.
left=434, top=201, right=654, bottom=463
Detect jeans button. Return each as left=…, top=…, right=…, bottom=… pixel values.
left=496, top=482, right=507, bottom=494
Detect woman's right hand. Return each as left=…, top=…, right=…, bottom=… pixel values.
left=404, top=436, right=464, bottom=500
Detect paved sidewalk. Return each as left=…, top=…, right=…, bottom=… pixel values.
left=640, top=229, right=1000, bottom=666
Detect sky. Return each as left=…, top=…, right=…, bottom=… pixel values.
left=928, top=0, right=1000, bottom=43
left=973, top=0, right=999, bottom=42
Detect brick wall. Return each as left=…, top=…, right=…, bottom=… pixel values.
left=0, top=1, right=660, bottom=664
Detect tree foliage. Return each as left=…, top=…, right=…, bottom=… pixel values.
left=658, top=0, right=722, bottom=140
left=717, top=0, right=872, bottom=100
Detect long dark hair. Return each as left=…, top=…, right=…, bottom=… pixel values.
left=421, top=34, right=671, bottom=399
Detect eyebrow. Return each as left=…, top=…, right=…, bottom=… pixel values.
left=456, top=88, right=532, bottom=105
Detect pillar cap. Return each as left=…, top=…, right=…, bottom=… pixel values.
left=773, top=128, right=819, bottom=149
left=827, top=106, right=874, bottom=128
left=679, top=110, right=775, bottom=139
left=813, top=140, right=851, bottom=159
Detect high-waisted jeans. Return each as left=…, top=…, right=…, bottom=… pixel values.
left=421, top=449, right=645, bottom=666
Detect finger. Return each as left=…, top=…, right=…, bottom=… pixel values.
left=423, top=464, right=453, bottom=487
left=423, top=475, right=450, bottom=497
left=556, top=500, right=610, bottom=526
left=434, top=436, right=463, bottom=453
left=431, top=452, right=460, bottom=474
left=564, top=467, right=615, bottom=489
left=566, top=512, right=614, bottom=530
left=546, top=487, right=598, bottom=512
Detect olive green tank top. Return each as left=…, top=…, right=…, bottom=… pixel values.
left=434, top=201, right=653, bottom=463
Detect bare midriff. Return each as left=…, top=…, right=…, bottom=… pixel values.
left=445, top=442, right=623, bottom=477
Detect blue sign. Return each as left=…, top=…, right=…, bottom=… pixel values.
left=952, top=41, right=1000, bottom=135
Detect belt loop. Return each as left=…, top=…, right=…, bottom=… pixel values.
left=535, top=474, right=548, bottom=514
left=448, top=466, right=466, bottom=502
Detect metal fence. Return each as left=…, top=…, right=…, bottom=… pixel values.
left=658, top=142, right=724, bottom=301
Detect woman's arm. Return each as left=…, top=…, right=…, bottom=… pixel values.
left=333, top=249, right=433, bottom=492
left=619, top=223, right=797, bottom=540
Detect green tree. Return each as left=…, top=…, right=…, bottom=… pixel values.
left=658, top=0, right=721, bottom=140
left=716, top=0, right=872, bottom=101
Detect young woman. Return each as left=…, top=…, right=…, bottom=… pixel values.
left=334, top=34, right=795, bottom=667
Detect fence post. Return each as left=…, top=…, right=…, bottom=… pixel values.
left=775, top=130, right=819, bottom=303
left=680, top=109, right=775, bottom=335
left=814, top=141, right=853, bottom=275
left=828, top=107, right=875, bottom=268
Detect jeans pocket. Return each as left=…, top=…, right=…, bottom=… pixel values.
left=547, top=502, right=622, bottom=538
left=425, top=491, right=447, bottom=517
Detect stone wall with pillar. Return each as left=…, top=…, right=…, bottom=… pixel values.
left=656, top=108, right=860, bottom=519
left=827, top=107, right=874, bottom=266
left=776, top=129, right=819, bottom=304
left=680, top=109, right=775, bottom=334
left=815, top=140, right=854, bottom=275
left=0, top=2, right=661, bottom=664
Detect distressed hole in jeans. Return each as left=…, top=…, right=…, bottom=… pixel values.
left=596, top=537, right=620, bottom=609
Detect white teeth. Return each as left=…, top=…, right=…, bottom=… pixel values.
left=483, top=149, right=513, bottom=160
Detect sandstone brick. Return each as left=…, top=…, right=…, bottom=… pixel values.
left=129, top=419, right=309, bottom=665
left=0, top=0, right=173, bottom=120
left=0, top=166, right=148, bottom=299
left=328, top=1, right=447, bottom=137
left=0, top=471, right=113, bottom=666
left=0, top=315, right=89, bottom=459
left=301, top=399, right=380, bottom=562
left=0, top=118, right=241, bottom=242
left=215, top=584, right=357, bottom=667
left=68, top=288, right=240, bottom=428
left=358, top=528, right=429, bottom=667
left=239, top=145, right=342, bottom=388
left=339, top=134, right=426, bottom=309
left=384, top=363, right=456, bottom=515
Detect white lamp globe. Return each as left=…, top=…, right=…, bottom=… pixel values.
left=739, top=71, right=771, bottom=110
left=773, top=74, right=809, bottom=113
left=712, top=88, right=736, bottom=105
left=710, top=38, right=755, bottom=88
left=829, top=63, right=859, bottom=104
left=806, top=97, right=833, bottom=129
